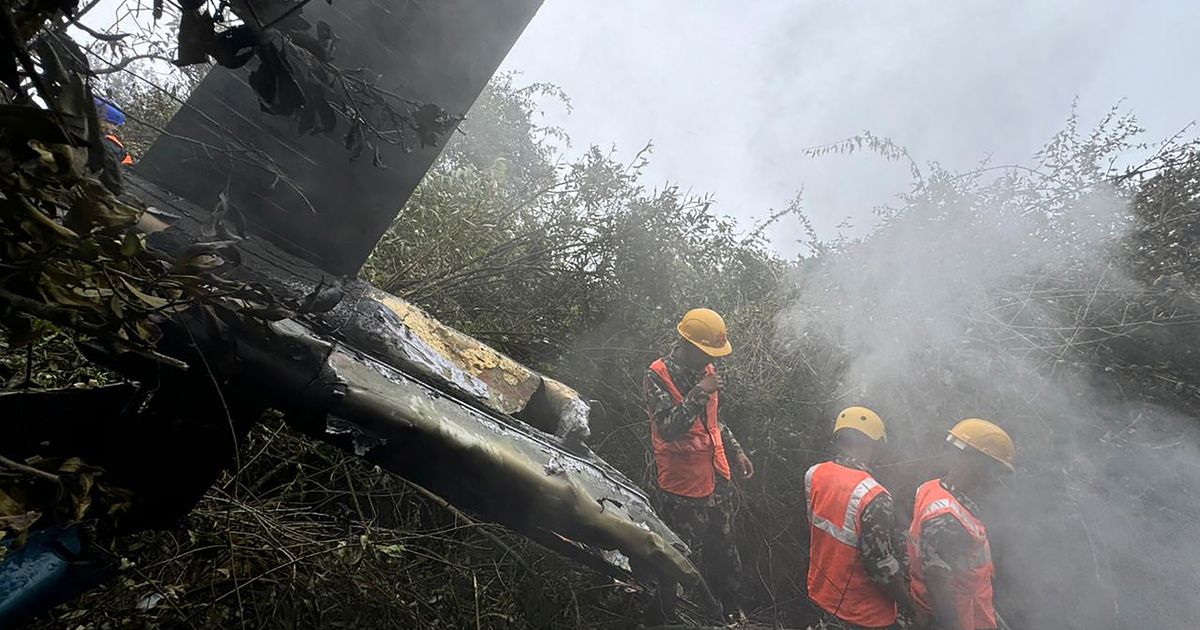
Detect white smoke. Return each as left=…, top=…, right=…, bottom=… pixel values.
left=776, top=112, right=1200, bottom=628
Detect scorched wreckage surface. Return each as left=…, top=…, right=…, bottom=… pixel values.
left=2, top=0, right=713, bottom=623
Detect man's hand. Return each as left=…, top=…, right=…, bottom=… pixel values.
left=734, top=452, right=755, bottom=479
left=697, top=372, right=725, bottom=394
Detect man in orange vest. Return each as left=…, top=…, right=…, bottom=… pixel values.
left=94, top=96, right=134, bottom=167
left=644, top=308, right=754, bottom=619
left=908, top=419, right=1015, bottom=630
left=806, top=406, right=914, bottom=630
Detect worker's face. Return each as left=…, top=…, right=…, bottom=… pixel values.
left=948, top=449, right=983, bottom=492
left=866, top=439, right=885, bottom=464
left=964, top=453, right=1008, bottom=495
left=678, top=339, right=711, bottom=369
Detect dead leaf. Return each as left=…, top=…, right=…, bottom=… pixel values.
left=120, top=231, right=144, bottom=257
left=119, top=277, right=170, bottom=310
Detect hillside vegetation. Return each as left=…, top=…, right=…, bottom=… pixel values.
left=15, top=74, right=1200, bottom=629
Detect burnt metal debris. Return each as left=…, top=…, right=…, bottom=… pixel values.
left=126, top=174, right=710, bottom=601
left=84, top=0, right=711, bottom=616
left=0, top=0, right=719, bottom=621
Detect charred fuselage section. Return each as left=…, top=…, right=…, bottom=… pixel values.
left=2, top=0, right=717, bottom=623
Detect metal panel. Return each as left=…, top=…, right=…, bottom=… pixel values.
left=127, top=175, right=707, bottom=593
left=136, top=0, right=543, bottom=274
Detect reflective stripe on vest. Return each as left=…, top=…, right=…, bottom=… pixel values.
left=907, top=479, right=997, bottom=629
left=918, top=498, right=984, bottom=539
left=805, top=463, right=880, bottom=545
left=805, top=461, right=897, bottom=627
left=647, top=358, right=731, bottom=498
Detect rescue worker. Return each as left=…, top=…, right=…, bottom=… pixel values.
left=94, top=96, right=134, bottom=166
left=806, top=407, right=914, bottom=630
left=643, top=307, right=754, bottom=620
left=908, top=419, right=1014, bottom=630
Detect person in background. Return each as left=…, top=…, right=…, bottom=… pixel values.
left=94, top=96, right=133, bottom=166
left=806, top=407, right=914, bottom=630
left=908, top=419, right=1015, bottom=630
left=644, top=307, right=755, bottom=621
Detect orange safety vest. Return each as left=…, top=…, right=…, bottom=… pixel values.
left=907, top=479, right=997, bottom=630
left=805, top=461, right=897, bottom=628
left=105, top=134, right=134, bottom=165
left=647, top=358, right=731, bottom=498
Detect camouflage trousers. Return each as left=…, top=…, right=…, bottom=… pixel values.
left=658, top=482, right=744, bottom=610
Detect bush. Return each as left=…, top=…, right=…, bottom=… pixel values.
left=22, top=72, right=1200, bottom=628
left=372, top=88, right=1200, bottom=628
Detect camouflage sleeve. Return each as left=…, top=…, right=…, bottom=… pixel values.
left=918, top=514, right=973, bottom=578
left=858, top=492, right=904, bottom=586
left=720, top=423, right=744, bottom=458
left=643, top=369, right=708, bottom=442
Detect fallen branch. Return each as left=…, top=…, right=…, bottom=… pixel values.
left=0, top=454, right=61, bottom=483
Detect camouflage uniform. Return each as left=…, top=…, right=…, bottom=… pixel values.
left=915, top=479, right=994, bottom=630
left=644, top=350, right=745, bottom=610
left=916, top=479, right=979, bottom=579
left=643, top=351, right=744, bottom=456
left=808, top=456, right=910, bottom=630
left=831, top=456, right=908, bottom=590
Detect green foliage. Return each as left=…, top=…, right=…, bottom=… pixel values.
left=93, top=60, right=208, bottom=158
left=0, top=324, right=110, bottom=388
left=779, top=111, right=1200, bottom=629
left=364, top=75, right=794, bottom=377
left=0, top=0, right=301, bottom=558
left=10, top=19, right=1200, bottom=624
left=362, top=76, right=822, bottom=623
left=0, top=1, right=298, bottom=366
left=0, top=0, right=467, bottom=370
left=364, top=78, right=1200, bottom=628
left=1, top=131, right=171, bottom=350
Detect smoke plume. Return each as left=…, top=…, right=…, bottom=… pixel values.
left=777, top=112, right=1200, bottom=629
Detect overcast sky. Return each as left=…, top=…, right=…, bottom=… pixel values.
left=497, top=0, right=1200, bottom=252
left=78, top=1, right=1200, bottom=253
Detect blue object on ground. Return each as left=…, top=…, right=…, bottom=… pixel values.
left=0, top=525, right=114, bottom=628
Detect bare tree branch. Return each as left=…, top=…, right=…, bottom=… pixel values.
left=0, top=454, right=61, bottom=483
left=65, top=18, right=131, bottom=43
left=91, top=52, right=174, bottom=75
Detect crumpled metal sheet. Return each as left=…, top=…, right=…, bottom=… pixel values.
left=113, top=0, right=694, bottom=591
left=322, top=347, right=700, bottom=584
left=345, top=288, right=592, bottom=440
left=362, top=288, right=538, bottom=412
left=544, top=379, right=592, bottom=443
left=129, top=176, right=702, bottom=592
left=243, top=318, right=702, bottom=590
left=133, top=176, right=591, bottom=443
left=355, top=290, right=502, bottom=403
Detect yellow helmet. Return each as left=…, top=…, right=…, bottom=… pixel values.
left=677, top=308, right=732, bottom=357
left=947, top=418, right=1014, bottom=472
left=833, top=406, right=887, bottom=442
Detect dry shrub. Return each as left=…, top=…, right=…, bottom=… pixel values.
left=30, top=417, right=647, bottom=630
